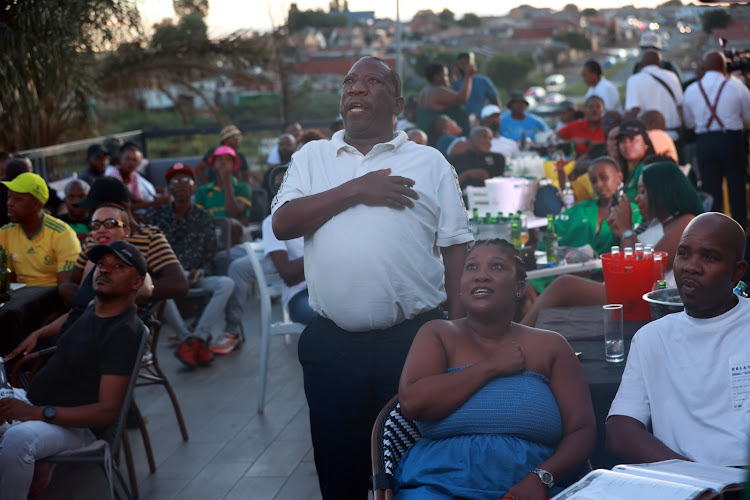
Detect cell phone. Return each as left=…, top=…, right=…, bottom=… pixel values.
left=611, top=182, right=625, bottom=208
left=467, top=51, right=476, bottom=67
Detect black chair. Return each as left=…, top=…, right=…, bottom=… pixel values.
left=370, top=395, right=421, bottom=500
left=11, top=325, right=149, bottom=499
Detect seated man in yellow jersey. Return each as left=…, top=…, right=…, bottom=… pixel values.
left=0, top=173, right=80, bottom=287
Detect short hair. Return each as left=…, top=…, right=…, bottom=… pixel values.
left=457, top=52, right=471, bottom=61
left=358, top=56, right=401, bottom=97
left=120, top=142, right=142, bottom=156
left=583, top=59, right=602, bottom=76
left=93, top=202, right=137, bottom=228
left=590, top=155, right=622, bottom=174
left=424, top=63, right=446, bottom=83
left=64, top=178, right=90, bottom=197
left=469, top=239, right=528, bottom=281
left=641, top=162, right=704, bottom=219
left=585, top=95, right=604, bottom=107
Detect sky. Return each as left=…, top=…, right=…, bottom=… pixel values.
left=138, top=0, right=659, bottom=36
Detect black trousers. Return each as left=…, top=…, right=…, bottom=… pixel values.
left=697, top=130, right=748, bottom=229
left=298, top=309, right=443, bottom=500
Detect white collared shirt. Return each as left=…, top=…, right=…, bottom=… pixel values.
left=625, top=65, right=683, bottom=133
left=271, top=130, right=473, bottom=331
left=683, top=71, right=750, bottom=134
left=585, top=76, right=622, bottom=113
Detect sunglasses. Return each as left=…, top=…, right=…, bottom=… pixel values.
left=169, top=176, right=194, bottom=185
left=91, top=218, right=126, bottom=230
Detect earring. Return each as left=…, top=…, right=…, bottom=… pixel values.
left=516, top=292, right=521, bottom=298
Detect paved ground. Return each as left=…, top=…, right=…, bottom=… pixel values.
left=36, top=299, right=324, bottom=500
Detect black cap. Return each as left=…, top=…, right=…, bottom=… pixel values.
left=87, top=144, right=108, bottom=159
left=87, top=241, right=147, bottom=277
left=75, top=177, right=131, bottom=209
left=617, top=120, right=647, bottom=139
left=508, top=92, right=529, bottom=107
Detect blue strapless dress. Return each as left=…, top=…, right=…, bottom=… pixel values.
left=394, top=369, right=564, bottom=499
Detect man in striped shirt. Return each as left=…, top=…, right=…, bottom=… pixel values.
left=59, top=177, right=188, bottom=305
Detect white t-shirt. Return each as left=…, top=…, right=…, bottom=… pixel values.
left=490, top=135, right=519, bottom=163
left=608, top=297, right=750, bottom=466
left=585, top=76, right=622, bottom=113
left=683, top=71, right=750, bottom=134
left=262, top=215, right=306, bottom=312
left=625, top=65, right=683, bottom=137
left=271, top=130, right=473, bottom=331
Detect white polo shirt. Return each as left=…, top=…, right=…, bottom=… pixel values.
left=271, top=130, right=473, bottom=332
left=683, top=71, right=750, bottom=134
left=262, top=215, right=306, bottom=312
left=585, top=76, right=622, bottom=113
left=608, top=298, right=750, bottom=466
left=625, top=65, right=683, bottom=137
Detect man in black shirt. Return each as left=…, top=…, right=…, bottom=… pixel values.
left=0, top=241, right=146, bottom=499
left=448, top=126, right=506, bottom=189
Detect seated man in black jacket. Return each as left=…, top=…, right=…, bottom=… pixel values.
left=0, top=241, right=146, bottom=500
left=448, top=126, right=505, bottom=189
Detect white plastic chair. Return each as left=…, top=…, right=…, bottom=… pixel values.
left=243, top=241, right=306, bottom=414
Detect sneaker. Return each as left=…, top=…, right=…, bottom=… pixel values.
left=195, top=339, right=215, bottom=366
left=174, top=338, right=199, bottom=369
left=209, top=335, right=241, bottom=355
left=28, top=462, right=56, bottom=497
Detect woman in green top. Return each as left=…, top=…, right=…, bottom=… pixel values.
left=417, top=63, right=474, bottom=142
left=548, top=156, right=641, bottom=258
left=615, top=120, right=655, bottom=200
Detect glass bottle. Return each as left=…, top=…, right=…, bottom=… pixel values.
left=511, top=214, right=521, bottom=249
left=623, top=247, right=634, bottom=260
left=610, top=246, right=621, bottom=258
left=0, top=359, right=14, bottom=400
left=544, top=215, right=559, bottom=264
left=0, top=246, right=10, bottom=302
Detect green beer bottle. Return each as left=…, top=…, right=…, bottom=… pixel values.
left=544, top=215, right=559, bottom=264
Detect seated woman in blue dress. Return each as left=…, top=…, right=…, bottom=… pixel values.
left=395, top=239, right=596, bottom=500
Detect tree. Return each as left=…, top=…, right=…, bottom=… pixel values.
left=581, top=8, right=597, bottom=17
left=701, top=9, right=731, bottom=33
left=438, top=8, right=455, bottom=27
left=554, top=32, right=592, bottom=51
left=457, top=13, right=481, bottom=28
left=658, top=0, right=682, bottom=7
left=563, top=4, right=579, bottom=14
left=0, top=0, right=141, bottom=151
left=287, top=4, right=348, bottom=32
left=173, top=0, right=209, bottom=18
left=486, top=53, right=535, bottom=92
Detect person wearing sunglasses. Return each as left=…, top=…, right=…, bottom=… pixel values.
left=144, top=163, right=239, bottom=364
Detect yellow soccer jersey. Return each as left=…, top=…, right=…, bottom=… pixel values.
left=0, top=214, right=81, bottom=286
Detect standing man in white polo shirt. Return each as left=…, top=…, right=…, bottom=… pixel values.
left=683, top=50, right=750, bottom=230
left=625, top=50, right=683, bottom=143
left=272, top=56, right=472, bottom=500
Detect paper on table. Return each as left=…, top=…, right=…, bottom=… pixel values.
left=10, top=283, right=26, bottom=291
left=613, top=459, right=746, bottom=491
left=551, top=469, right=707, bottom=500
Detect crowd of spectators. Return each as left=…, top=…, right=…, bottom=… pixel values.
left=0, top=39, right=749, bottom=498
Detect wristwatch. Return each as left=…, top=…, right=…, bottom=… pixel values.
left=531, top=468, right=554, bottom=488
left=621, top=229, right=635, bottom=239
left=42, top=405, right=57, bottom=423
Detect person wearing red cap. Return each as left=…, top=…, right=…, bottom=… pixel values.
left=194, top=146, right=253, bottom=226
left=144, top=164, right=239, bottom=363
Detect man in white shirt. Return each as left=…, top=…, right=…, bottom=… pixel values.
left=683, top=50, right=750, bottom=230
left=625, top=51, right=683, bottom=142
left=479, top=104, right=519, bottom=162
left=582, top=59, right=621, bottom=113
left=607, top=212, right=749, bottom=466
left=272, top=56, right=472, bottom=500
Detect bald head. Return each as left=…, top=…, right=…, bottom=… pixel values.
left=639, top=110, right=666, bottom=131
left=674, top=212, right=747, bottom=318
left=640, top=50, right=662, bottom=68
left=686, top=212, right=746, bottom=261
left=703, top=50, right=727, bottom=75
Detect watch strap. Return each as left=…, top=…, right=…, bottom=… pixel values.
left=531, top=467, right=554, bottom=487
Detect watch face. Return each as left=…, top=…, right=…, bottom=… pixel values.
left=43, top=406, right=56, bottom=421
left=541, top=471, right=553, bottom=484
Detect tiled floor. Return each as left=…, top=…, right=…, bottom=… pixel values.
left=36, top=299, right=323, bottom=500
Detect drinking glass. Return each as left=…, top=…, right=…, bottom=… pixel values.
left=603, top=304, right=625, bottom=363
